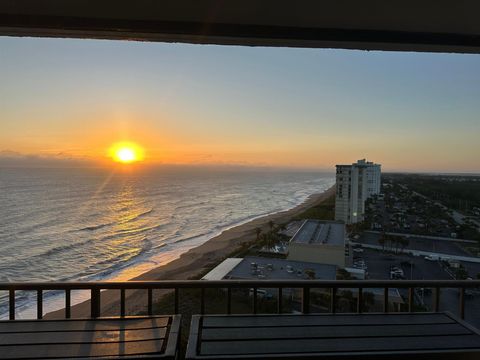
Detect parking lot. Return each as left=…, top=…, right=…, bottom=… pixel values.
left=353, top=248, right=480, bottom=328
left=358, top=232, right=473, bottom=257
left=354, top=248, right=450, bottom=280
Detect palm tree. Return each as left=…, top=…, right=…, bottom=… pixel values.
left=255, top=227, right=262, bottom=242
left=268, top=220, right=275, bottom=234
left=261, top=233, right=273, bottom=250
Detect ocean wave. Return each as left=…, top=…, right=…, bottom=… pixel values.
left=21, top=237, right=97, bottom=261
left=118, top=208, right=154, bottom=224
left=74, top=241, right=152, bottom=281
left=169, top=232, right=213, bottom=245
left=73, top=208, right=155, bottom=233
left=74, top=221, right=116, bottom=232
left=173, top=200, right=209, bottom=212
left=0, top=169, right=335, bottom=319
left=152, top=242, right=168, bottom=250
left=92, top=221, right=170, bottom=241
left=13, top=217, right=62, bottom=235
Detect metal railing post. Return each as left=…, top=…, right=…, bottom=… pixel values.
left=227, top=287, right=232, bottom=314
left=9, top=289, right=15, bottom=320
left=277, top=287, right=283, bottom=314
left=302, top=287, right=310, bottom=314
left=383, top=287, right=389, bottom=313
left=147, top=288, right=153, bottom=315
left=357, top=287, right=363, bottom=313
left=65, top=289, right=71, bottom=319
left=434, top=287, right=440, bottom=312
left=331, top=287, right=336, bottom=314
left=120, top=288, right=126, bottom=317
left=91, top=288, right=101, bottom=318
left=408, top=287, right=414, bottom=312
left=459, top=288, right=465, bottom=319
left=37, top=290, right=43, bottom=319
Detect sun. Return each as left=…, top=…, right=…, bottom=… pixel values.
left=117, top=148, right=136, bottom=163
left=109, top=142, right=144, bottom=164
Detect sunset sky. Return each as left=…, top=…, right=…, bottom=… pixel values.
left=1, top=37, right=479, bottom=172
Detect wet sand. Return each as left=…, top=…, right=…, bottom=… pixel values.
left=45, top=186, right=335, bottom=318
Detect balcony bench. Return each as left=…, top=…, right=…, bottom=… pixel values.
left=186, top=312, right=480, bottom=359
left=0, top=315, right=180, bottom=359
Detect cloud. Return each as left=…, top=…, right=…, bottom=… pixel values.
left=0, top=150, right=96, bottom=168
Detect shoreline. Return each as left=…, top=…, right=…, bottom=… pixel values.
left=45, top=185, right=335, bottom=318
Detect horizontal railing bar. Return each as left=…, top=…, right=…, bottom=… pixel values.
left=1, top=279, right=479, bottom=291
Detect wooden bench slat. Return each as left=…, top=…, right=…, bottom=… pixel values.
left=0, top=327, right=168, bottom=345
left=202, top=313, right=454, bottom=328
left=1, top=339, right=165, bottom=359
left=0, top=317, right=169, bottom=334
left=201, top=323, right=471, bottom=341
left=200, top=335, right=480, bottom=356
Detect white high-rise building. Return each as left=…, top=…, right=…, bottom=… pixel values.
left=335, top=159, right=381, bottom=224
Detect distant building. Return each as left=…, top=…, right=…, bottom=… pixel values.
left=287, top=220, right=346, bottom=267
left=335, top=159, right=381, bottom=224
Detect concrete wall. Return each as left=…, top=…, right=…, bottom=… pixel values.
left=288, top=243, right=345, bottom=267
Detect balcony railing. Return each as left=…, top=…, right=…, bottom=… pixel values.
left=1, top=279, right=479, bottom=320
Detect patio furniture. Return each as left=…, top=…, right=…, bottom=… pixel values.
left=0, top=315, right=180, bottom=359
left=186, top=312, right=480, bottom=359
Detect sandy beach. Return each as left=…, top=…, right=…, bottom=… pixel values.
left=45, top=185, right=335, bottom=318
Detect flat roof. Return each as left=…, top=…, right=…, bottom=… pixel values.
left=290, top=220, right=345, bottom=246
left=202, top=258, right=243, bottom=281
left=225, top=256, right=337, bottom=280
left=337, top=160, right=381, bottom=167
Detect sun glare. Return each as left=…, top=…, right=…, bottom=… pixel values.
left=109, top=142, right=144, bottom=164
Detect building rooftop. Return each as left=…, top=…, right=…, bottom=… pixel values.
left=290, top=220, right=345, bottom=246
left=201, top=258, right=243, bottom=281
left=204, top=256, right=337, bottom=281
left=336, top=159, right=381, bottom=167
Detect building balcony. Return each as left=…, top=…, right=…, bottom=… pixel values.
left=1, top=279, right=480, bottom=359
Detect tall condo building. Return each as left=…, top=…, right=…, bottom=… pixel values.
left=335, top=159, right=381, bottom=224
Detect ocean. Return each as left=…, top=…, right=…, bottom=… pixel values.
left=0, top=166, right=334, bottom=318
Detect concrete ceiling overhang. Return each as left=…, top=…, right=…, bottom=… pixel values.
left=1, top=0, right=480, bottom=53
